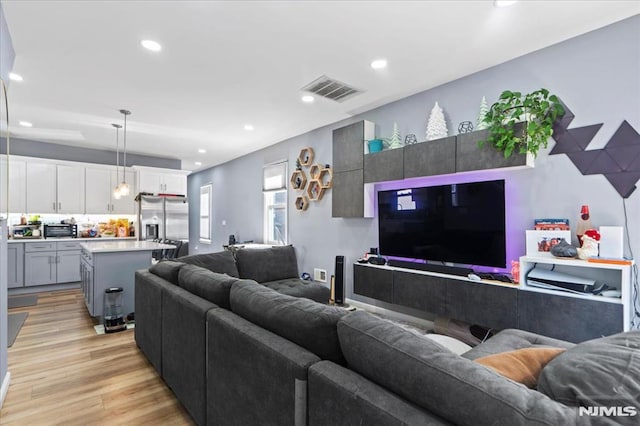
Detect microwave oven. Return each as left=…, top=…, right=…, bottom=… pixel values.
left=44, top=223, right=78, bottom=239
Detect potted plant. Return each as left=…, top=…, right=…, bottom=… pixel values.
left=480, top=88, right=565, bottom=158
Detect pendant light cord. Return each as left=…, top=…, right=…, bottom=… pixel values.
left=123, top=112, right=126, bottom=183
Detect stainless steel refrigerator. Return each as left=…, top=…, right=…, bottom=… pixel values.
left=137, top=195, right=188, bottom=241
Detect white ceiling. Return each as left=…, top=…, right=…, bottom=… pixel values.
left=2, top=1, right=639, bottom=171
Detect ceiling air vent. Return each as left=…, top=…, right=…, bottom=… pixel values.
left=301, top=75, right=362, bottom=102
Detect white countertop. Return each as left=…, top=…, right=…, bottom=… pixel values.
left=80, top=240, right=176, bottom=253
left=9, top=236, right=137, bottom=244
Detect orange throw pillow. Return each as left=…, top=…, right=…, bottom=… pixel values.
left=474, top=347, right=566, bottom=388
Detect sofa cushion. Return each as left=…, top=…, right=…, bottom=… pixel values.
left=538, top=330, right=640, bottom=408
left=475, top=347, right=566, bottom=389
left=178, top=264, right=241, bottom=309
left=148, top=260, right=184, bottom=285
left=230, top=280, right=347, bottom=364
left=338, top=311, right=575, bottom=426
left=177, top=250, right=239, bottom=277
left=262, top=278, right=330, bottom=304
left=234, top=246, right=298, bottom=283
left=462, top=328, right=575, bottom=360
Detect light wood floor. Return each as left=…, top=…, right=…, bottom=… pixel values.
left=1, top=289, right=194, bottom=425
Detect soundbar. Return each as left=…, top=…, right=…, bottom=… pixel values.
left=387, top=259, right=474, bottom=277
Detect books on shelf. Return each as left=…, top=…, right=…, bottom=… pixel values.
left=534, top=218, right=570, bottom=231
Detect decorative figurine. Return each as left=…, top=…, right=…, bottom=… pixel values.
left=387, top=122, right=403, bottom=149
left=577, top=229, right=600, bottom=259
left=426, top=102, right=448, bottom=141
left=458, top=121, right=474, bottom=134
left=404, top=134, right=417, bottom=145
left=550, top=239, right=578, bottom=258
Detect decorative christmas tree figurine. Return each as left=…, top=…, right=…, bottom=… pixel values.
left=387, top=122, right=403, bottom=149
left=295, top=158, right=302, bottom=170
left=476, top=96, right=490, bottom=130
left=426, top=102, right=448, bottom=141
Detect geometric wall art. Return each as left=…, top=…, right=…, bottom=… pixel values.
left=549, top=101, right=640, bottom=198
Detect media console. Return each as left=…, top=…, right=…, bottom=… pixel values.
left=353, top=256, right=634, bottom=343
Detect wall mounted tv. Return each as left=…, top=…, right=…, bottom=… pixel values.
left=378, top=179, right=506, bottom=268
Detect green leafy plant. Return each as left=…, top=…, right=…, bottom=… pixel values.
left=480, top=89, right=565, bottom=158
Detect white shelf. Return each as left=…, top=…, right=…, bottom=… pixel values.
left=519, top=255, right=634, bottom=331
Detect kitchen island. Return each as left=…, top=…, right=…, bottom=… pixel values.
left=80, top=240, right=175, bottom=319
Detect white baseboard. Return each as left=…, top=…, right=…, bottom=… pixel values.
left=0, top=371, right=11, bottom=410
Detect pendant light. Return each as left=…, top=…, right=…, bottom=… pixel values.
left=112, top=123, right=123, bottom=199
left=118, top=109, right=131, bottom=197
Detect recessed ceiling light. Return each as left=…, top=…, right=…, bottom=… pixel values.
left=195, top=161, right=202, bottom=166
left=198, top=148, right=206, bottom=154
left=9, top=72, right=23, bottom=82
left=301, top=95, right=315, bottom=103
left=140, top=39, right=162, bottom=52
left=370, top=59, right=388, bottom=69
left=19, top=121, right=33, bottom=127
left=244, top=124, right=254, bottom=131
left=494, top=0, right=518, bottom=7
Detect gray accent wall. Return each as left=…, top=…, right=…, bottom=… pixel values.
left=0, top=137, right=182, bottom=170
left=188, top=16, right=639, bottom=316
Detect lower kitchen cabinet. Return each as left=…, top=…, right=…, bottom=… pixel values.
left=24, top=241, right=81, bottom=286
left=7, top=243, right=25, bottom=288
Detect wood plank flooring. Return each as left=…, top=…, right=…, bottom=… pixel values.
left=1, top=289, right=193, bottom=425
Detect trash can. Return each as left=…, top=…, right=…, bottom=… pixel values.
left=104, top=287, right=126, bottom=333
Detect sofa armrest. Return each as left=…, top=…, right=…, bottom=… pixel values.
left=207, top=308, right=320, bottom=426
left=309, top=361, right=451, bottom=426
left=134, top=269, right=173, bottom=374
left=162, top=284, right=219, bottom=426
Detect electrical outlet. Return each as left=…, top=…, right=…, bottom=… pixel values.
left=313, top=268, right=327, bottom=282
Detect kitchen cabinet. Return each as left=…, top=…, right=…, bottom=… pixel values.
left=85, top=167, right=136, bottom=214
left=25, top=162, right=56, bottom=213
left=136, top=167, right=188, bottom=195
left=26, top=161, right=85, bottom=213
left=7, top=242, right=24, bottom=288
left=0, top=158, right=27, bottom=213
left=25, top=250, right=57, bottom=286
left=24, top=241, right=81, bottom=286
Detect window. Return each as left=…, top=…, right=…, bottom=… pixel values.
left=200, top=184, right=212, bottom=243
left=263, top=162, right=287, bottom=245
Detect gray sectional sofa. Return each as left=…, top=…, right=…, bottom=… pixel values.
left=135, top=245, right=640, bottom=426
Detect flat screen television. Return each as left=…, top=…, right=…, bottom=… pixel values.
left=377, top=179, right=506, bottom=268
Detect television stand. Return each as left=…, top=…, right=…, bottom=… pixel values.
left=386, top=259, right=473, bottom=277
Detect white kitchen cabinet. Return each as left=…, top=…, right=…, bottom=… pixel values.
left=57, top=164, right=85, bottom=213
left=85, top=166, right=135, bottom=214
left=85, top=167, right=112, bottom=214
left=26, top=162, right=57, bottom=213
left=26, top=161, right=85, bottom=214
left=0, top=158, right=27, bottom=213
left=110, top=169, right=136, bottom=214
left=136, top=166, right=188, bottom=195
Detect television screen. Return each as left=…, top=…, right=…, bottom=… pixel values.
left=378, top=179, right=506, bottom=268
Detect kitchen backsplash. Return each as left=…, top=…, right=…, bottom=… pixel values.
left=8, top=213, right=137, bottom=238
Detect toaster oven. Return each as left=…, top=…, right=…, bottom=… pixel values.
left=44, top=223, right=78, bottom=238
